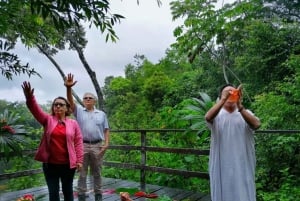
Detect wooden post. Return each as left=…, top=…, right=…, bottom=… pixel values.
left=140, top=130, right=146, bottom=191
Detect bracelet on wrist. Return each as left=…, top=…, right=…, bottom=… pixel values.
left=238, top=107, right=244, bottom=112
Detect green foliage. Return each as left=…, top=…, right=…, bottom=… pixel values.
left=255, top=134, right=300, bottom=193
left=153, top=195, right=173, bottom=201
left=0, top=39, right=40, bottom=80
left=232, top=20, right=300, bottom=96
left=0, top=135, right=44, bottom=191
left=182, top=93, right=213, bottom=131
left=257, top=168, right=300, bottom=201
left=162, top=70, right=203, bottom=107
left=143, top=71, right=174, bottom=109
left=28, top=0, right=124, bottom=41
left=1, top=0, right=300, bottom=198
left=254, top=93, right=293, bottom=129
left=0, top=0, right=124, bottom=79
left=0, top=100, right=47, bottom=190
left=253, top=54, right=300, bottom=130
left=0, top=109, right=28, bottom=158
left=263, top=0, right=300, bottom=22
left=170, top=0, right=223, bottom=63
left=4, top=158, right=43, bottom=190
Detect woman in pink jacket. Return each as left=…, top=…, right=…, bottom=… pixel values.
left=22, top=81, right=83, bottom=201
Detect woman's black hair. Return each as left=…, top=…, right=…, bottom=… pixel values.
left=51, top=96, right=72, bottom=116
left=218, top=83, right=235, bottom=98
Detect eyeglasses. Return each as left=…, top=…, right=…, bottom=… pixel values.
left=54, top=103, right=66, bottom=107
left=83, top=97, right=94, bottom=100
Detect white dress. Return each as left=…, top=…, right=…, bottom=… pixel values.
left=207, top=108, right=257, bottom=201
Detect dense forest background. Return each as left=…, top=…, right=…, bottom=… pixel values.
left=1, top=0, right=300, bottom=200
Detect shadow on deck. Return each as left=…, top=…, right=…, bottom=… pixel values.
left=0, top=177, right=211, bottom=201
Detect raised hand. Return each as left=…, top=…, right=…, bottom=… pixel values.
left=64, top=73, right=77, bottom=88
left=21, top=81, right=34, bottom=99
left=221, top=87, right=231, bottom=101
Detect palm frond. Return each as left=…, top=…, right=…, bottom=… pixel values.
left=181, top=92, right=214, bottom=143
left=0, top=109, right=28, bottom=159
left=183, top=114, right=204, bottom=120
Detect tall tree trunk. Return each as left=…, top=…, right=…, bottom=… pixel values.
left=69, top=40, right=105, bottom=110
left=37, top=45, right=83, bottom=106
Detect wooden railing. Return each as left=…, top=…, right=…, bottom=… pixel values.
left=104, top=129, right=210, bottom=191
left=0, top=129, right=299, bottom=191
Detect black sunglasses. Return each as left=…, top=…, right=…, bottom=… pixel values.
left=54, top=103, right=66, bottom=107
left=83, top=97, right=94, bottom=100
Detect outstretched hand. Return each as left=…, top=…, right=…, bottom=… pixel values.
left=220, top=87, right=231, bottom=101
left=21, top=81, right=34, bottom=99
left=64, top=73, right=77, bottom=88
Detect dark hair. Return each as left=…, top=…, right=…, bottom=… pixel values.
left=51, top=96, right=72, bottom=116
left=218, top=83, right=235, bottom=98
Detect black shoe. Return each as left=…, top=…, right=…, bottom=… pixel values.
left=95, top=194, right=102, bottom=201
left=78, top=194, right=86, bottom=201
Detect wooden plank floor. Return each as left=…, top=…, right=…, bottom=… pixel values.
left=0, top=177, right=211, bottom=201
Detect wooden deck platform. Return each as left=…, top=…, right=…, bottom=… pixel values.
left=0, top=177, right=211, bottom=201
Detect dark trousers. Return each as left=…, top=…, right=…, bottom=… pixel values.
left=43, top=163, right=76, bottom=201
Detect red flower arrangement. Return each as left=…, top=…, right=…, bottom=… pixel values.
left=0, top=115, right=17, bottom=135
left=16, top=194, right=35, bottom=201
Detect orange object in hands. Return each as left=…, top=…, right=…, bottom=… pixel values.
left=228, top=89, right=239, bottom=102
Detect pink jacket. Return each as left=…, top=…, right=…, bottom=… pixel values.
left=26, top=96, right=83, bottom=169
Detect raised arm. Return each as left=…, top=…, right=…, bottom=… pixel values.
left=21, top=81, right=47, bottom=124
left=64, top=73, right=77, bottom=112
left=236, top=99, right=261, bottom=130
